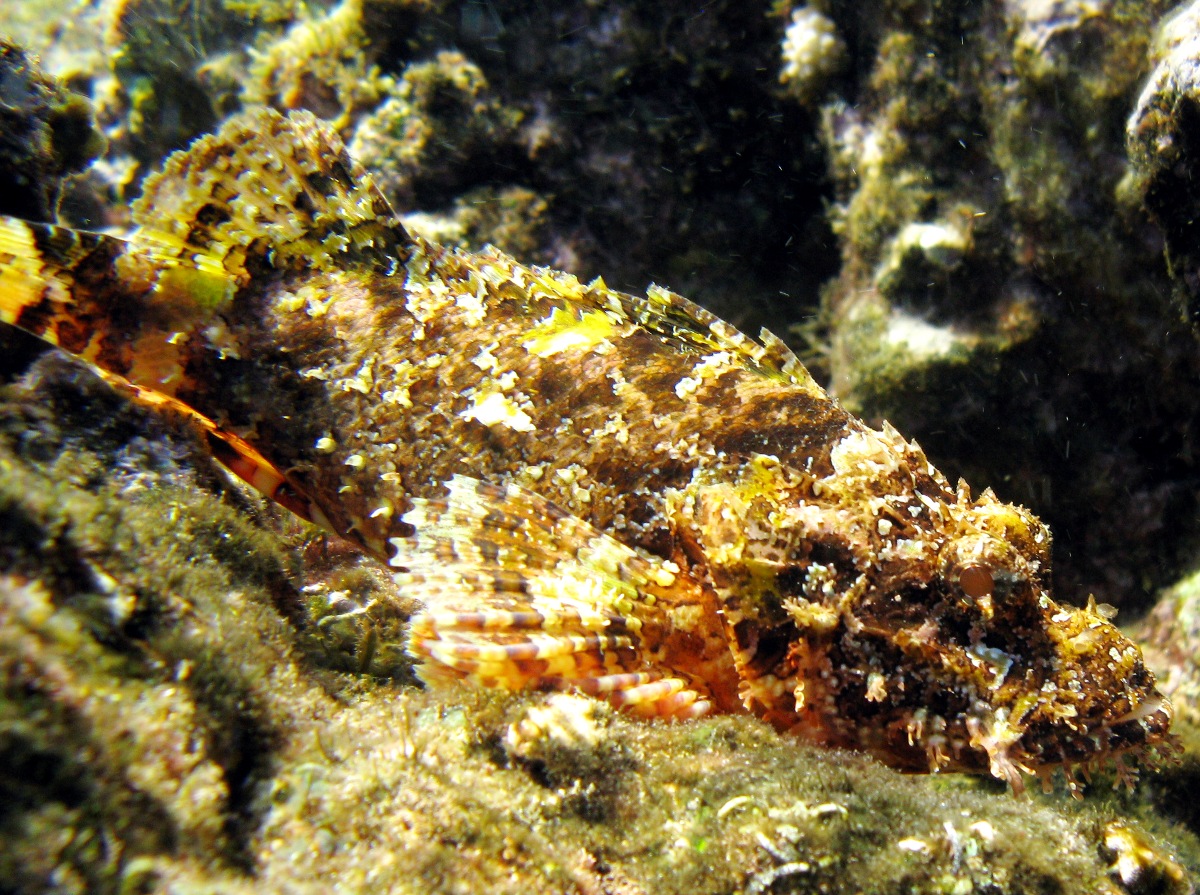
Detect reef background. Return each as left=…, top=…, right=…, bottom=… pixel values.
left=4, top=1, right=1200, bottom=892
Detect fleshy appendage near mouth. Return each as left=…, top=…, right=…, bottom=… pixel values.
left=967, top=691, right=1177, bottom=796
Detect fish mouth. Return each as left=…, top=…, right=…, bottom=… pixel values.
left=959, top=692, right=1177, bottom=795
left=1015, top=694, right=1177, bottom=794
left=1067, top=694, right=1174, bottom=760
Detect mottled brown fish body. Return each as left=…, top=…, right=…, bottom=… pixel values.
left=166, top=244, right=855, bottom=719
left=194, top=252, right=843, bottom=553
left=0, top=109, right=1173, bottom=791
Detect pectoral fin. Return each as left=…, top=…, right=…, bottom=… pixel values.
left=391, top=475, right=713, bottom=719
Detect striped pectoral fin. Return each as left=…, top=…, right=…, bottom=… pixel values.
left=410, top=610, right=711, bottom=720
left=393, top=475, right=712, bottom=720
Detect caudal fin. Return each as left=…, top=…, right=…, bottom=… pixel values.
left=0, top=215, right=240, bottom=391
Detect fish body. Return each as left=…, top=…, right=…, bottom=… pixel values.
left=0, top=109, right=1173, bottom=790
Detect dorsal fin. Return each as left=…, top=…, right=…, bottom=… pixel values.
left=132, top=108, right=412, bottom=283
left=627, top=284, right=821, bottom=392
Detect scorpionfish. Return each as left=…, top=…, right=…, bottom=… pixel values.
left=0, top=109, right=1173, bottom=792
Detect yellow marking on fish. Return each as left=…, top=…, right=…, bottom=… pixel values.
left=523, top=306, right=620, bottom=357
left=460, top=389, right=536, bottom=432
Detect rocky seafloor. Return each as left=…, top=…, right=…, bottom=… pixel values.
left=4, top=1, right=1200, bottom=892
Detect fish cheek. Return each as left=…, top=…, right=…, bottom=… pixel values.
left=800, top=626, right=970, bottom=768
left=732, top=616, right=796, bottom=683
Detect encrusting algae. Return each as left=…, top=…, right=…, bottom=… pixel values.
left=0, top=107, right=1175, bottom=794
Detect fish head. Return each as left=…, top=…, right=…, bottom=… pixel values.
left=896, top=490, right=1175, bottom=790
left=679, top=434, right=1173, bottom=791
left=816, top=483, right=1174, bottom=792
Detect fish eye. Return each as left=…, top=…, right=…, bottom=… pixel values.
left=958, top=563, right=994, bottom=600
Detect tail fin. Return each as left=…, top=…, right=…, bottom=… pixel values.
left=0, top=217, right=123, bottom=345
left=0, top=215, right=337, bottom=531
left=0, top=215, right=237, bottom=392
left=0, top=108, right=416, bottom=532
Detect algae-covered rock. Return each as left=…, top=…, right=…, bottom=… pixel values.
left=350, top=50, right=526, bottom=208
left=341, top=2, right=834, bottom=333
left=1127, top=0, right=1200, bottom=324
left=0, top=39, right=104, bottom=221
left=813, top=0, right=1200, bottom=607
left=244, top=0, right=391, bottom=128
left=400, top=184, right=553, bottom=262
left=103, top=0, right=248, bottom=167
left=1132, top=567, right=1200, bottom=872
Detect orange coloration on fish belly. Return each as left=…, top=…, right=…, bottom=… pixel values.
left=0, top=108, right=1174, bottom=793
